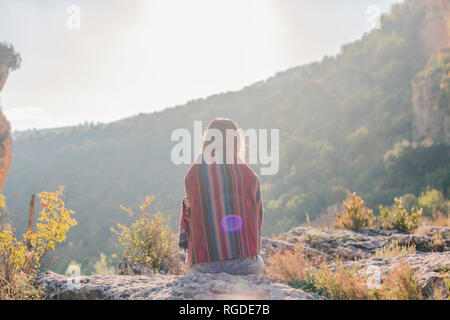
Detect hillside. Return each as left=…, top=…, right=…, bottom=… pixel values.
left=3, top=0, right=450, bottom=274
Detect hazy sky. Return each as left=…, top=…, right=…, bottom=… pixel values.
left=0, top=0, right=402, bottom=131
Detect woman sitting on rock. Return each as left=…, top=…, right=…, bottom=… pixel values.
left=179, top=117, right=264, bottom=275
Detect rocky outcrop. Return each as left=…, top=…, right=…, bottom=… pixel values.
left=261, top=226, right=449, bottom=299
left=338, top=252, right=450, bottom=299
left=38, top=225, right=449, bottom=300
left=406, top=0, right=450, bottom=145
left=117, top=258, right=154, bottom=276
left=38, top=270, right=325, bottom=300
left=413, top=0, right=450, bottom=54
left=0, top=65, right=12, bottom=191
left=412, top=52, right=450, bottom=145
left=0, top=66, right=8, bottom=92
left=261, top=226, right=450, bottom=261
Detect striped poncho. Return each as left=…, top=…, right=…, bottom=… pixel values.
left=179, top=156, right=263, bottom=266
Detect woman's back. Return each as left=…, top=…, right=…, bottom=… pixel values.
left=182, top=159, right=263, bottom=266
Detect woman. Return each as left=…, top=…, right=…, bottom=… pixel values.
left=179, top=118, right=264, bottom=275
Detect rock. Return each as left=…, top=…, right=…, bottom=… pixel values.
left=412, top=51, right=450, bottom=145
left=38, top=270, right=325, bottom=300
left=261, top=237, right=331, bottom=261
left=336, top=252, right=450, bottom=299
left=117, top=258, right=153, bottom=276
left=262, top=226, right=450, bottom=261
left=39, top=224, right=449, bottom=300
left=0, top=66, right=12, bottom=191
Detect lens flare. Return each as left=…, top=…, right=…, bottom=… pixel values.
left=221, top=215, right=243, bottom=233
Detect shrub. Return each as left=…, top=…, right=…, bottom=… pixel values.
left=111, top=196, right=187, bottom=274
left=418, top=189, right=448, bottom=218
left=379, top=197, right=422, bottom=232
left=289, top=270, right=326, bottom=297
left=336, top=192, right=375, bottom=231
left=402, top=193, right=418, bottom=211
left=0, top=194, right=11, bottom=231
left=0, top=187, right=77, bottom=300
left=0, top=42, right=21, bottom=71
left=373, top=240, right=416, bottom=258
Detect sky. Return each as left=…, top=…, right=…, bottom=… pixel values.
left=0, top=0, right=402, bottom=131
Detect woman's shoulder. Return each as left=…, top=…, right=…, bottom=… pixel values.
left=235, top=162, right=260, bottom=181
left=184, top=162, right=198, bottom=181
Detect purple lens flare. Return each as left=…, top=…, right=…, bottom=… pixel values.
left=221, top=215, right=243, bottom=233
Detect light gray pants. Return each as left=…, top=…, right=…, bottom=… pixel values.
left=190, top=255, right=264, bottom=276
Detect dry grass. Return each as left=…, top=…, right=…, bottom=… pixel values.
left=430, top=214, right=450, bottom=227
left=312, top=262, right=423, bottom=300
left=373, top=241, right=416, bottom=258
left=431, top=270, right=449, bottom=300
left=415, top=215, right=449, bottom=236
left=312, top=263, right=375, bottom=300
left=265, top=244, right=377, bottom=299
left=265, top=244, right=441, bottom=300
left=265, top=243, right=311, bottom=283
left=379, top=262, right=422, bottom=300
left=165, top=250, right=189, bottom=275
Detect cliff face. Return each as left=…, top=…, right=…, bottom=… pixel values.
left=411, top=0, right=450, bottom=144
left=0, top=65, right=12, bottom=192
left=412, top=52, right=450, bottom=145
left=412, top=51, right=450, bottom=144
left=0, top=66, right=8, bottom=92
left=416, top=0, right=450, bottom=54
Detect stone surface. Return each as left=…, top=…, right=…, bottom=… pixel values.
left=38, top=270, right=325, bottom=300
left=0, top=66, right=12, bottom=191
left=117, top=258, right=154, bottom=276
left=262, top=226, right=450, bottom=261
left=39, top=225, right=449, bottom=300
left=412, top=51, right=450, bottom=145
left=337, top=252, right=450, bottom=299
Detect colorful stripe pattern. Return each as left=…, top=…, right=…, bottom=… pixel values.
left=178, top=199, right=190, bottom=251
left=179, top=159, right=263, bottom=266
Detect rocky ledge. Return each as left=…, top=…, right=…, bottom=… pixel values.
left=260, top=226, right=449, bottom=299
left=38, top=270, right=325, bottom=300
left=339, top=252, right=450, bottom=298
left=262, top=226, right=449, bottom=261
left=38, top=226, right=449, bottom=300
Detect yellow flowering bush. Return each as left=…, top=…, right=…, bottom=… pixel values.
left=0, top=194, right=5, bottom=208
left=0, top=186, right=77, bottom=300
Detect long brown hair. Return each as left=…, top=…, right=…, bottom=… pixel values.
left=202, top=118, right=243, bottom=160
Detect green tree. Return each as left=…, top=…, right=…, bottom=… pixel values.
left=0, top=42, right=21, bottom=71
